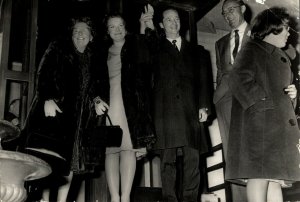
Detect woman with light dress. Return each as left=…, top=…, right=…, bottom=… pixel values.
left=102, top=13, right=156, bottom=202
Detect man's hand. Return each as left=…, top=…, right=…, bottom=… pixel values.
left=284, top=84, right=297, bottom=99
left=199, top=108, right=208, bottom=122
left=139, top=4, right=155, bottom=34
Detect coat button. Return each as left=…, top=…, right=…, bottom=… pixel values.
left=281, top=57, right=287, bottom=63
left=289, top=119, right=296, bottom=126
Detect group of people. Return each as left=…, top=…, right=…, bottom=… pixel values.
left=20, top=5, right=211, bottom=202
left=17, top=0, right=300, bottom=202
left=215, top=0, right=300, bottom=202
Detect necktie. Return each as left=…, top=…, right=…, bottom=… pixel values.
left=172, top=40, right=179, bottom=52
left=232, top=30, right=239, bottom=59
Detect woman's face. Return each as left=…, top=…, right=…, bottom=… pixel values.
left=107, top=17, right=126, bottom=43
left=72, top=22, right=93, bottom=52
left=265, top=25, right=290, bottom=48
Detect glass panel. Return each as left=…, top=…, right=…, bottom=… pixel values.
left=8, top=0, right=27, bottom=71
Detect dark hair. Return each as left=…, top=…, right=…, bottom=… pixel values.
left=222, top=0, right=245, bottom=10
left=158, top=8, right=179, bottom=23
left=69, top=16, right=95, bottom=38
left=251, top=7, right=290, bottom=40
left=103, top=12, right=127, bottom=30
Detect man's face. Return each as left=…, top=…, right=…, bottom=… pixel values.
left=222, top=1, right=245, bottom=29
left=161, top=9, right=180, bottom=38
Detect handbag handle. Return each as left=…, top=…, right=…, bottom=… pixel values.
left=104, top=111, right=113, bottom=126
left=96, top=109, right=113, bottom=126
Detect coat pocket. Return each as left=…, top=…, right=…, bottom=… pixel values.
left=247, top=98, right=274, bottom=114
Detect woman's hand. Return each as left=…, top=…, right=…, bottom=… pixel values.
left=284, top=84, right=297, bottom=99
left=95, top=99, right=109, bottom=116
left=44, top=100, right=62, bottom=117
left=139, top=4, right=155, bottom=34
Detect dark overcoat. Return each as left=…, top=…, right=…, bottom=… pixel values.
left=21, top=38, right=109, bottom=172
left=102, top=35, right=156, bottom=149
left=151, top=38, right=212, bottom=152
left=226, top=39, right=300, bottom=182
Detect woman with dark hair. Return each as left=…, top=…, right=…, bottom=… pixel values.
left=102, top=13, right=156, bottom=202
left=226, top=7, right=300, bottom=202
left=21, top=16, right=109, bottom=201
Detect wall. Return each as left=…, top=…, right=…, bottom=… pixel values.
left=197, top=29, right=229, bottom=202
left=198, top=29, right=228, bottom=88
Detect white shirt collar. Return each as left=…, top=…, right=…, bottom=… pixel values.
left=230, top=21, right=248, bottom=64
left=231, top=21, right=248, bottom=37
left=167, top=36, right=182, bottom=51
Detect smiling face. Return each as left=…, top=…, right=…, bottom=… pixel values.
left=222, top=1, right=245, bottom=29
left=72, top=22, right=93, bottom=53
left=160, top=9, right=180, bottom=39
left=107, top=17, right=126, bottom=43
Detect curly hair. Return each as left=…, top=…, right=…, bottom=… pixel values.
left=251, top=7, right=290, bottom=40
left=69, top=16, right=96, bottom=38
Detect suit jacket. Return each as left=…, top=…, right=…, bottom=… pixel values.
left=213, top=25, right=251, bottom=104
left=151, top=37, right=212, bottom=152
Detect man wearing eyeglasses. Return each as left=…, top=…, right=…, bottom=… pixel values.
left=213, top=0, right=250, bottom=201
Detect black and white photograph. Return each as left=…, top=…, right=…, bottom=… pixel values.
left=0, top=0, right=299, bottom=201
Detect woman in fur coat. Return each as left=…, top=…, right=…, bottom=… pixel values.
left=21, top=16, right=109, bottom=201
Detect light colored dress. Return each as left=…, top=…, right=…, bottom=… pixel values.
left=106, top=44, right=146, bottom=157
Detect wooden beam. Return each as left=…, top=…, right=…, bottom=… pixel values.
left=4, top=70, right=29, bottom=82
left=0, top=0, right=13, bottom=120
left=188, top=10, right=197, bottom=44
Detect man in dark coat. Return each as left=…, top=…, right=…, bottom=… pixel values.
left=213, top=0, right=250, bottom=200
left=141, top=6, right=212, bottom=201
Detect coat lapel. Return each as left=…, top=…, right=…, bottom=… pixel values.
left=222, top=34, right=232, bottom=66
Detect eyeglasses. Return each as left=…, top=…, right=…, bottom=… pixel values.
left=222, top=6, right=241, bottom=16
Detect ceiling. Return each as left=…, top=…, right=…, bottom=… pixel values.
left=197, top=0, right=300, bottom=32
left=40, top=0, right=299, bottom=37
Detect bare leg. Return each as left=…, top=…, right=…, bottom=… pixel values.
left=267, top=181, right=283, bottom=202
left=41, top=188, right=50, bottom=202
left=106, top=153, right=120, bottom=202
left=75, top=180, right=85, bottom=202
left=120, top=150, right=136, bottom=202
left=57, top=171, right=73, bottom=202
left=247, top=179, right=268, bottom=202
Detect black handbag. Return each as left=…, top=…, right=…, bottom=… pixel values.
left=83, top=112, right=123, bottom=148
left=79, top=112, right=123, bottom=173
